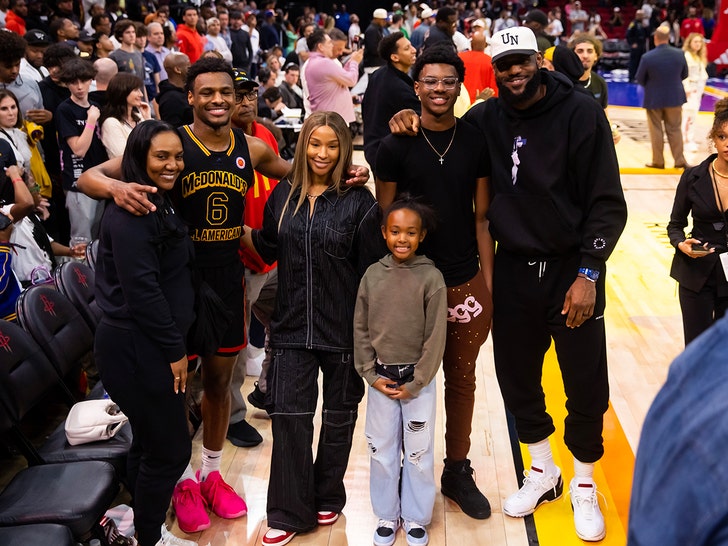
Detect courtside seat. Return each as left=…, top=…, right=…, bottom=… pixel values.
left=0, top=523, right=75, bottom=546
left=54, top=261, right=102, bottom=332
left=0, top=320, right=131, bottom=477
left=0, top=460, right=119, bottom=540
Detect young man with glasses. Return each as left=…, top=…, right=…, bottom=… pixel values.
left=376, top=42, right=495, bottom=523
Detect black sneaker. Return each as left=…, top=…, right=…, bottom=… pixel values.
left=247, top=382, right=267, bottom=411
left=226, top=419, right=263, bottom=447
left=440, top=458, right=491, bottom=519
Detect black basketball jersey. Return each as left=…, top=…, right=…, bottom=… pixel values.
left=173, top=125, right=255, bottom=266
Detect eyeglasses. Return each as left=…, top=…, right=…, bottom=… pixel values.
left=418, top=77, right=459, bottom=90
left=235, top=89, right=258, bottom=102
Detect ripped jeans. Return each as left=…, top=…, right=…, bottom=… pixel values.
left=365, top=379, right=436, bottom=526
left=266, top=348, right=364, bottom=532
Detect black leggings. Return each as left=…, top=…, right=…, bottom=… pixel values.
left=95, top=321, right=191, bottom=546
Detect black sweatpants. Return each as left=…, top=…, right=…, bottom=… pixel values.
left=492, top=250, right=609, bottom=463
left=95, top=320, right=191, bottom=546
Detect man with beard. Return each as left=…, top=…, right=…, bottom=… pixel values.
left=377, top=42, right=495, bottom=522
left=389, top=26, right=626, bottom=542
left=467, top=27, right=625, bottom=542
left=569, top=34, right=608, bottom=109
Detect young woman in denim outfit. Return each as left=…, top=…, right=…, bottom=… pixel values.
left=244, top=111, right=384, bottom=546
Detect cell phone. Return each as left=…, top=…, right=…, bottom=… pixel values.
left=0, top=213, right=12, bottom=231
left=691, top=243, right=710, bottom=253
left=386, top=383, right=398, bottom=389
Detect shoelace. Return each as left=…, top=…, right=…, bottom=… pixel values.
left=177, top=482, right=207, bottom=508
left=518, top=469, right=559, bottom=497
left=376, top=519, right=398, bottom=533
left=206, top=475, right=236, bottom=505
left=567, top=486, right=608, bottom=517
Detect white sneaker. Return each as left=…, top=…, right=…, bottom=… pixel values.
left=503, top=466, right=563, bottom=517
left=373, top=519, right=399, bottom=546
left=156, top=524, right=198, bottom=546
left=569, top=478, right=606, bottom=542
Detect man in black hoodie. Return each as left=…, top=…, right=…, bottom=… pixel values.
left=389, top=24, right=626, bottom=543
left=157, top=52, right=192, bottom=127
left=465, top=27, right=626, bottom=542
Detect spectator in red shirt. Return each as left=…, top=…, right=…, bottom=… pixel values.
left=5, top=0, right=28, bottom=35
left=176, top=6, right=205, bottom=64
left=680, top=6, right=705, bottom=41
left=458, top=30, right=497, bottom=103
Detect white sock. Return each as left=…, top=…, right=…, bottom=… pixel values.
left=527, top=439, right=559, bottom=477
left=573, top=458, right=595, bottom=484
left=200, top=447, right=223, bottom=480
left=177, top=463, right=195, bottom=484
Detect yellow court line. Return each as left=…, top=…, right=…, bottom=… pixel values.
left=517, top=345, right=633, bottom=545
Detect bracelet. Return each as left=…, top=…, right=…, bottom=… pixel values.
left=85, top=122, right=96, bottom=129
left=577, top=267, right=600, bottom=282
left=11, top=178, right=23, bottom=184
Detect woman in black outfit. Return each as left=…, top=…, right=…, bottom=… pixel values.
left=668, top=98, right=728, bottom=345
left=94, top=120, right=197, bottom=546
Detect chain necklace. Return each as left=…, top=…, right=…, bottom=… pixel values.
left=712, top=159, right=728, bottom=179
left=420, top=123, right=457, bottom=166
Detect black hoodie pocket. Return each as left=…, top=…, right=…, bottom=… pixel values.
left=488, top=193, right=579, bottom=255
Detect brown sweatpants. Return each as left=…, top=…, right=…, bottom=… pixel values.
left=443, top=271, right=492, bottom=461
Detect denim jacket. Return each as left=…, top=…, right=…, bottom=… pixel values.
left=252, top=180, right=384, bottom=351
left=628, top=314, right=728, bottom=545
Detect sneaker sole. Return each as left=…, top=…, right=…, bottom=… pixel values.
left=262, top=531, right=296, bottom=546
left=317, top=513, right=339, bottom=525
left=175, top=519, right=211, bottom=534
left=575, top=528, right=607, bottom=542
left=503, top=477, right=564, bottom=518
left=373, top=533, right=397, bottom=546
left=440, top=487, right=491, bottom=519
left=226, top=435, right=263, bottom=448
left=213, top=507, right=247, bottom=519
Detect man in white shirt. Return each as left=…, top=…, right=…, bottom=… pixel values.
left=20, top=29, right=50, bottom=83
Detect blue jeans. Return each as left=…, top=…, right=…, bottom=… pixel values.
left=266, top=348, right=364, bottom=532
left=365, top=380, right=437, bottom=526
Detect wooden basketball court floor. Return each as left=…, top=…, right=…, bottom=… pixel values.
left=171, top=105, right=711, bottom=546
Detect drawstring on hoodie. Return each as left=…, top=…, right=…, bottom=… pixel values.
left=528, top=260, right=547, bottom=281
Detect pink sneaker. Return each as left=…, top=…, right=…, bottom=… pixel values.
left=198, top=470, right=247, bottom=519
left=172, top=478, right=210, bottom=533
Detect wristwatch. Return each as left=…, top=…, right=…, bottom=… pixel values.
left=578, top=267, right=600, bottom=282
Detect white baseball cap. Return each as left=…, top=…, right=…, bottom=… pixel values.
left=489, top=27, right=539, bottom=63
left=420, top=7, right=433, bottom=18
left=373, top=8, right=388, bottom=19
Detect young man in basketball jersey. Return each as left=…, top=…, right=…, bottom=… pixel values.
left=77, top=57, right=370, bottom=533
left=78, top=57, right=290, bottom=533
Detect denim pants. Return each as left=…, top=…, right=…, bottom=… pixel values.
left=266, top=348, right=364, bottom=532
left=365, top=380, right=437, bottom=526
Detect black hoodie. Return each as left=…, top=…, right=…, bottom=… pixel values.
left=157, top=79, right=193, bottom=128
left=463, top=69, right=626, bottom=270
